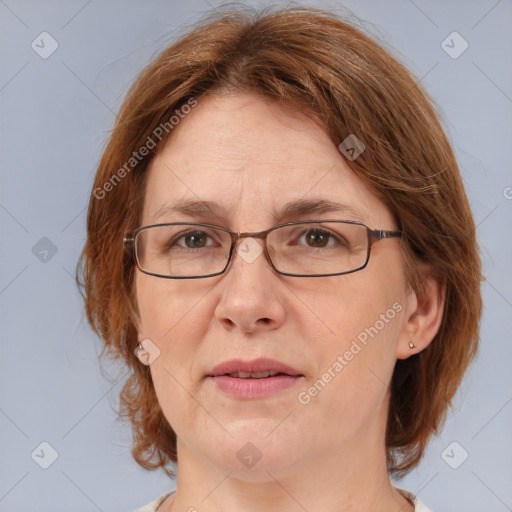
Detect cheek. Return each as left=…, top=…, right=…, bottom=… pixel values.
left=135, top=277, right=205, bottom=399
left=134, top=274, right=214, bottom=401
left=293, top=267, right=405, bottom=348
left=135, top=275, right=207, bottom=339
left=296, top=307, right=402, bottom=442
left=295, top=270, right=405, bottom=407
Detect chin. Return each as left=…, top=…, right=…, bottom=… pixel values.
left=199, top=421, right=305, bottom=477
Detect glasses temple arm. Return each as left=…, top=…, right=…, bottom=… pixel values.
left=371, top=229, right=403, bottom=240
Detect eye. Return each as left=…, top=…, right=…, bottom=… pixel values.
left=173, top=230, right=216, bottom=249
left=301, top=228, right=332, bottom=248
left=298, top=228, right=347, bottom=249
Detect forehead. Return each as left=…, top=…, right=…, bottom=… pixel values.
left=142, top=91, right=393, bottom=229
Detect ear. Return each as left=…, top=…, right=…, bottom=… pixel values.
left=397, top=263, right=446, bottom=359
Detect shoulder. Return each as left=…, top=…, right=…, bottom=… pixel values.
left=134, top=491, right=175, bottom=512
left=396, top=488, right=434, bottom=512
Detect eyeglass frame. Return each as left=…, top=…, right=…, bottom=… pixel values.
left=123, top=219, right=403, bottom=279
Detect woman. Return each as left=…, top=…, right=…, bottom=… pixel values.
left=78, top=5, right=482, bottom=512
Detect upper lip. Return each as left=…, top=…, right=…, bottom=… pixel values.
left=207, top=358, right=302, bottom=377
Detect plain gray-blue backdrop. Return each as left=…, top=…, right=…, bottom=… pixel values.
left=1, top=1, right=511, bottom=511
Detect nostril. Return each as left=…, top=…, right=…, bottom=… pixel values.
left=222, top=318, right=236, bottom=328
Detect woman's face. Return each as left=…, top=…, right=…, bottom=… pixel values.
left=134, top=91, right=414, bottom=478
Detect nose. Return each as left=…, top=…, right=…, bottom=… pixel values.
left=214, top=237, right=286, bottom=334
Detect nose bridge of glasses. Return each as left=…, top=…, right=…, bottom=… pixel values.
left=224, top=229, right=274, bottom=273
left=234, top=229, right=272, bottom=254
left=237, top=229, right=268, bottom=240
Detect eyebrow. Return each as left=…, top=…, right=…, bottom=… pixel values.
left=151, top=198, right=368, bottom=224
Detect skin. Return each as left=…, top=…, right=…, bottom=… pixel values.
left=134, top=91, right=445, bottom=512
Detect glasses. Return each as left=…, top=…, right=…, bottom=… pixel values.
left=123, top=220, right=402, bottom=279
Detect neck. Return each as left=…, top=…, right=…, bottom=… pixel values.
left=161, top=411, right=414, bottom=512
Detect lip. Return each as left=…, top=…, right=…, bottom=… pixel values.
left=206, top=358, right=304, bottom=399
left=207, top=358, right=302, bottom=377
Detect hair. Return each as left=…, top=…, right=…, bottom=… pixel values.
left=77, top=4, right=482, bottom=478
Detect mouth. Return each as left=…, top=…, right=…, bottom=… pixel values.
left=222, top=370, right=291, bottom=379
left=207, top=357, right=302, bottom=377
left=206, top=358, right=304, bottom=399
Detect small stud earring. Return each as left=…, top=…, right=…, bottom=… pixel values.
left=409, top=341, right=415, bottom=349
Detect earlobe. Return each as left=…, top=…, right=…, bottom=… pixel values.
left=397, top=264, right=446, bottom=360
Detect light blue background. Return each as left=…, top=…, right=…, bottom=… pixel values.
left=1, top=1, right=511, bottom=511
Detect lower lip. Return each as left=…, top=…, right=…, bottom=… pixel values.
left=208, top=375, right=303, bottom=399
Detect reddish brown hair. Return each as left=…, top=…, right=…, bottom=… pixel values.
left=77, top=4, right=482, bottom=478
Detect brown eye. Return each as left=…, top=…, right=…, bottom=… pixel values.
left=181, top=231, right=208, bottom=249
left=305, top=229, right=331, bottom=248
